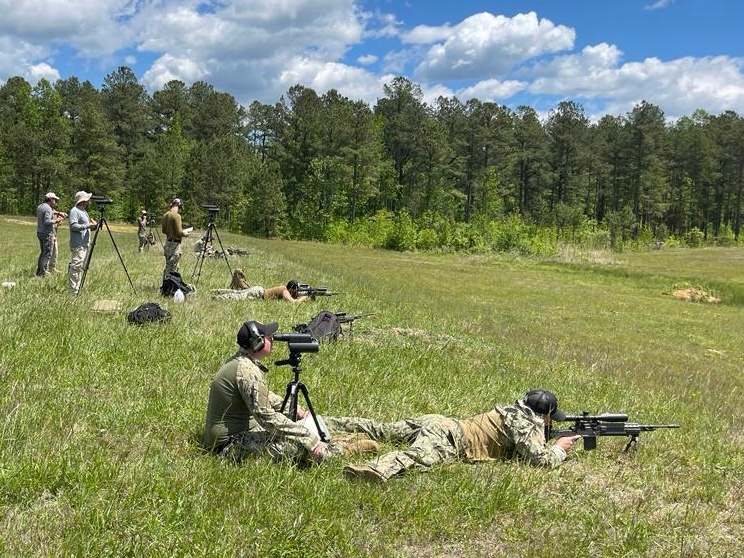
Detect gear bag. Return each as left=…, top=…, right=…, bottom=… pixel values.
left=293, top=310, right=342, bottom=342
left=127, top=302, right=172, bottom=325
left=160, top=271, right=195, bottom=297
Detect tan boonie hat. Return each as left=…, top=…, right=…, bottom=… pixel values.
left=45, top=192, right=60, bottom=201
left=74, top=191, right=93, bottom=204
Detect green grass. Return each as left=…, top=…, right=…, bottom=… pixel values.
left=1, top=215, right=743, bottom=557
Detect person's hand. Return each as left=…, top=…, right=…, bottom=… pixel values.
left=310, top=442, right=325, bottom=462
left=555, top=435, right=582, bottom=452
left=296, top=408, right=308, bottom=420
left=89, top=220, right=97, bottom=229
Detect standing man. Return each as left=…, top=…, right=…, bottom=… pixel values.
left=67, top=191, right=97, bottom=295
left=161, top=198, right=191, bottom=277
left=35, top=192, right=64, bottom=277
left=137, top=210, right=148, bottom=252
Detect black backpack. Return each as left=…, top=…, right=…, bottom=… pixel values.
left=127, top=302, right=172, bottom=325
left=160, top=271, right=195, bottom=297
left=294, top=310, right=342, bottom=342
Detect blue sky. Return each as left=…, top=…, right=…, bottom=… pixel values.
left=1, top=0, right=742, bottom=121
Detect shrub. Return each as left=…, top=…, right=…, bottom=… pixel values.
left=384, top=212, right=417, bottom=251
left=686, top=227, right=704, bottom=248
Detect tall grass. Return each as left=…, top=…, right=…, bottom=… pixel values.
left=1, top=215, right=743, bottom=557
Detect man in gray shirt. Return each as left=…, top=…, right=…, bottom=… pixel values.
left=35, top=192, right=64, bottom=277
left=67, top=191, right=97, bottom=294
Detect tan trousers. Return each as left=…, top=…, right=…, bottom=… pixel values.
left=68, top=245, right=87, bottom=294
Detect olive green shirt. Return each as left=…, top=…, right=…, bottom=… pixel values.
left=203, top=350, right=319, bottom=451
left=161, top=208, right=186, bottom=240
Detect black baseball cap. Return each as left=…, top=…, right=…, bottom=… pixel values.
left=523, top=389, right=566, bottom=421
left=237, top=320, right=279, bottom=349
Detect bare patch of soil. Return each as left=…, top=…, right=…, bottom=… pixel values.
left=671, top=288, right=720, bottom=303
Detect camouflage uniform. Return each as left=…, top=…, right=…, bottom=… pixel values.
left=137, top=215, right=148, bottom=252
left=204, top=351, right=373, bottom=464
left=341, top=400, right=567, bottom=481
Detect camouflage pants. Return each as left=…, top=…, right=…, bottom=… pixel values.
left=330, top=414, right=467, bottom=481
left=218, top=415, right=382, bottom=465
left=212, top=286, right=265, bottom=300
left=163, top=240, right=182, bottom=276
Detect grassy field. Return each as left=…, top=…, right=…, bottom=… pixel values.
left=1, top=214, right=743, bottom=557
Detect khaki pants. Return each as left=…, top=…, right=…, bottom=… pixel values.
left=68, top=245, right=88, bottom=294
left=48, top=233, right=59, bottom=272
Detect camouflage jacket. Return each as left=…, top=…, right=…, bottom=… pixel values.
left=203, top=350, right=319, bottom=451
left=458, top=400, right=566, bottom=468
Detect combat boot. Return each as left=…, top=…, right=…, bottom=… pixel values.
left=343, top=463, right=387, bottom=483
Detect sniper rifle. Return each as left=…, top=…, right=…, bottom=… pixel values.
left=549, top=411, right=679, bottom=452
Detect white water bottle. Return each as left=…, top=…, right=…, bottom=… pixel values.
left=173, top=289, right=185, bottom=302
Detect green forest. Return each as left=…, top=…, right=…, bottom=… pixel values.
left=2, top=67, right=743, bottom=253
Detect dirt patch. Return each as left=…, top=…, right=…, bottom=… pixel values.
left=671, top=288, right=720, bottom=303
left=5, top=218, right=34, bottom=226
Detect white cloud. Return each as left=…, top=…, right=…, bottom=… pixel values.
left=457, top=79, right=528, bottom=102
left=141, top=54, right=209, bottom=91
left=528, top=45, right=744, bottom=119
left=277, top=56, right=382, bottom=104
left=133, top=0, right=365, bottom=103
left=412, top=12, right=575, bottom=81
left=357, top=54, right=378, bottom=65
left=401, top=23, right=454, bottom=45
left=0, top=0, right=132, bottom=56
left=645, top=0, right=674, bottom=10
left=27, top=62, right=60, bottom=83
left=0, top=36, right=53, bottom=81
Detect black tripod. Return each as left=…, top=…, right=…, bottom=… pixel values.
left=191, top=207, right=231, bottom=288
left=80, top=201, right=136, bottom=294
left=276, top=350, right=328, bottom=442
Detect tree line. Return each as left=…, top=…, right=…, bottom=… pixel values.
left=1, top=67, right=743, bottom=252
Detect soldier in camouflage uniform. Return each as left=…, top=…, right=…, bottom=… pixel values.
left=203, top=320, right=377, bottom=465
left=342, top=389, right=582, bottom=483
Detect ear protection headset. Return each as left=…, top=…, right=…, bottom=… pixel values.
left=245, top=321, right=265, bottom=352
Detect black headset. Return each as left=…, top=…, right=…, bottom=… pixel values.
left=244, top=321, right=265, bottom=352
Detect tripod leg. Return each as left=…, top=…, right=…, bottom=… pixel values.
left=296, top=383, right=328, bottom=442
left=78, top=223, right=102, bottom=293
left=191, top=223, right=212, bottom=287
left=102, top=220, right=137, bottom=294
left=210, top=224, right=233, bottom=277
left=150, top=223, right=163, bottom=249
left=280, top=381, right=299, bottom=420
